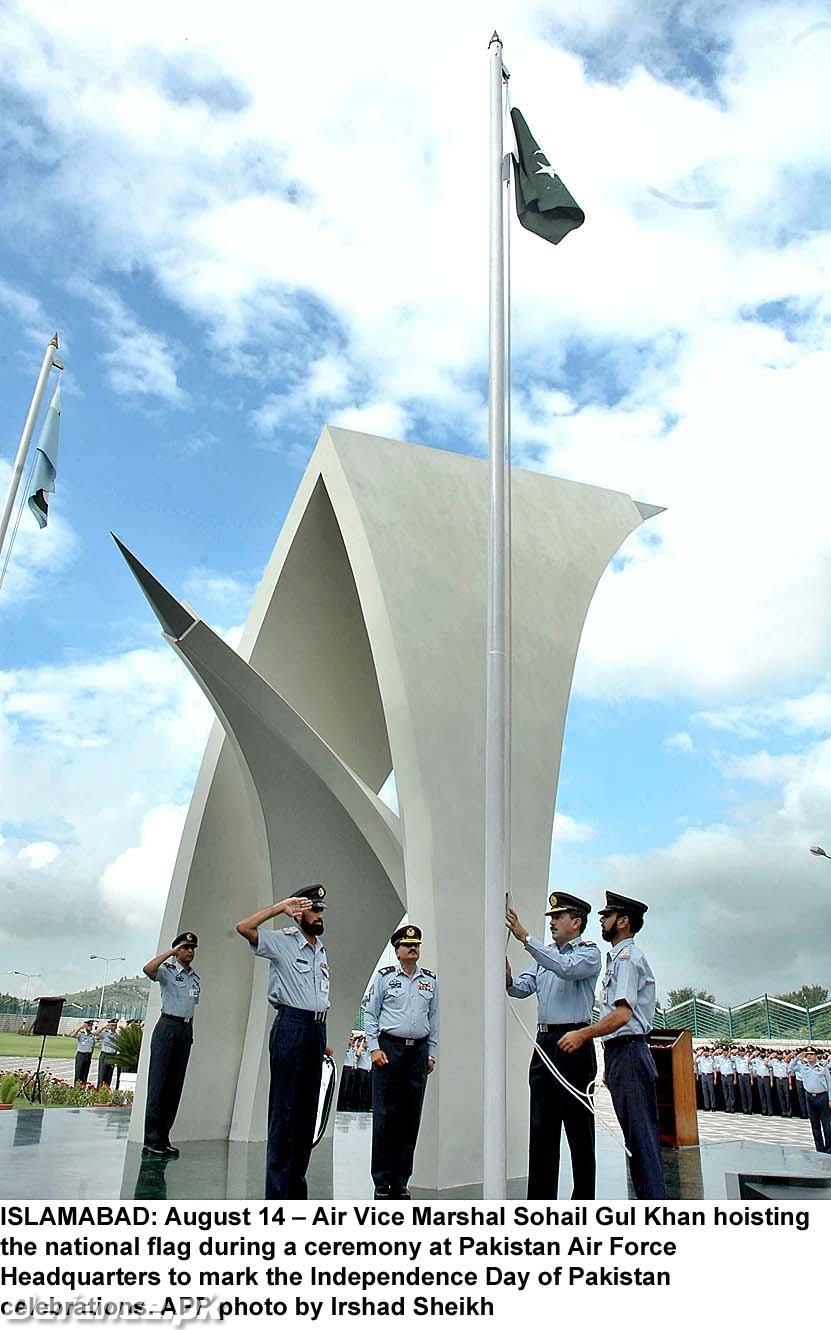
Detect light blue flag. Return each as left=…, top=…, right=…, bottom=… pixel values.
left=27, top=383, right=61, bottom=529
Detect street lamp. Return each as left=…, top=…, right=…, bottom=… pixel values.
left=13, top=971, right=42, bottom=1014
left=809, top=845, right=830, bottom=859
left=90, top=955, right=125, bottom=1020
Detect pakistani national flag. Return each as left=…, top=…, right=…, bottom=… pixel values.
left=27, top=383, right=61, bottom=529
left=509, top=107, right=584, bottom=244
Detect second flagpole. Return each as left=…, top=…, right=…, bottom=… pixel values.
left=483, top=30, right=508, bottom=1200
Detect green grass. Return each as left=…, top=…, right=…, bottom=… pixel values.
left=0, top=1033, right=76, bottom=1058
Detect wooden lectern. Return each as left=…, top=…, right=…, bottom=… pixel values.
left=649, top=1027, right=699, bottom=1147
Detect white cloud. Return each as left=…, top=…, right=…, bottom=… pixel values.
left=0, top=459, right=79, bottom=613
left=552, top=812, right=596, bottom=845
left=18, top=840, right=59, bottom=868
left=68, top=278, right=189, bottom=407
left=665, top=731, right=694, bottom=754
left=99, top=803, right=188, bottom=929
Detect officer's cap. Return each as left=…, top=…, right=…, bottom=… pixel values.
left=172, top=931, right=198, bottom=948
left=544, top=891, right=591, bottom=917
left=599, top=890, right=648, bottom=918
left=391, top=924, right=422, bottom=948
left=304, top=884, right=327, bottom=909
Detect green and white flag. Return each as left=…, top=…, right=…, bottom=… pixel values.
left=27, top=382, right=61, bottom=529
left=509, top=107, right=584, bottom=244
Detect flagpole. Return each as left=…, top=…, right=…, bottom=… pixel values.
left=483, top=30, right=508, bottom=1200
left=0, top=334, right=63, bottom=563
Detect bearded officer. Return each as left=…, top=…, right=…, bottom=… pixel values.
left=559, top=891, right=666, bottom=1200
left=236, top=885, right=331, bottom=1200
left=362, top=925, right=438, bottom=1200
left=505, top=891, right=601, bottom=1200
left=142, top=931, right=200, bottom=1157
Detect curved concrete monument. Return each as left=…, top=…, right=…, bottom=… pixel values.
left=117, top=426, right=660, bottom=1192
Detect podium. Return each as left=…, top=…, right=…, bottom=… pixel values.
left=649, top=1028, right=699, bottom=1147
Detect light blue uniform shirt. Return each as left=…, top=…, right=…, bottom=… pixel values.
left=156, top=959, right=201, bottom=1018
left=343, top=1048, right=356, bottom=1069
left=98, top=1027, right=118, bottom=1053
left=696, top=1055, right=715, bottom=1074
left=75, top=1029, right=95, bottom=1053
left=508, top=937, right=600, bottom=1025
left=734, top=1055, right=750, bottom=1074
left=751, top=1056, right=770, bottom=1078
left=789, top=1057, right=805, bottom=1080
left=252, top=925, right=330, bottom=1013
left=362, top=964, right=439, bottom=1057
left=770, top=1058, right=789, bottom=1078
left=800, top=1063, right=831, bottom=1096
left=356, top=1047, right=372, bottom=1071
left=715, top=1055, right=734, bottom=1076
left=599, top=938, right=657, bottom=1041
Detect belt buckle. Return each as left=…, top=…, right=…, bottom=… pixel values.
left=405, top=1038, right=414, bottom=1047
left=538, top=1024, right=549, bottom=1033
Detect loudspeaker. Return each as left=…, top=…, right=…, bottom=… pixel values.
left=33, top=996, right=65, bottom=1036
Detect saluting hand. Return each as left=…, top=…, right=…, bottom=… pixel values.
left=371, top=1049, right=388, bottom=1068
left=278, top=896, right=312, bottom=918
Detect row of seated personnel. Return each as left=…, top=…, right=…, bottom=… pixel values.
left=693, top=1044, right=831, bottom=1117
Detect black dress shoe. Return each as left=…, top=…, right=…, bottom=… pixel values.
left=162, top=1144, right=180, bottom=1157
left=142, top=1145, right=165, bottom=1156
left=390, top=1187, right=411, bottom=1200
left=374, top=1186, right=391, bottom=1199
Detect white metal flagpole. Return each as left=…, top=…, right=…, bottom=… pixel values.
left=0, top=333, right=63, bottom=564
left=483, top=30, right=508, bottom=1200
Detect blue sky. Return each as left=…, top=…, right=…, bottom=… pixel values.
left=2, top=0, right=831, bottom=1006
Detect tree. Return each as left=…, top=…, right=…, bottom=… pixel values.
left=667, top=986, right=716, bottom=1007
left=773, top=984, right=828, bottom=1009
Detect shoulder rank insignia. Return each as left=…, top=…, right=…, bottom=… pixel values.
left=618, top=947, right=631, bottom=960
left=421, top=967, right=436, bottom=977
left=379, top=965, right=395, bottom=975
left=282, top=925, right=299, bottom=934
left=578, top=940, right=597, bottom=948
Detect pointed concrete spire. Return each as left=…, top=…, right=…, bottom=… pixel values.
left=635, top=501, right=666, bottom=521
left=112, top=534, right=196, bottom=641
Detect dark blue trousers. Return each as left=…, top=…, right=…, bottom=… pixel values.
left=719, top=1076, right=736, bottom=1112
left=528, top=1028, right=597, bottom=1200
left=795, top=1080, right=808, bottom=1117
left=604, top=1039, right=666, bottom=1200
left=755, top=1077, right=773, bottom=1115
left=737, top=1074, right=753, bottom=1113
left=144, top=1014, right=192, bottom=1149
left=700, top=1073, right=716, bottom=1109
left=266, top=1007, right=325, bottom=1200
left=806, top=1091, right=831, bottom=1153
left=74, top=1051, right=92, bottom=1085
left=774, top=1077, right=791, bottom=1117
left=371, top=1034, right=429, bottom=1195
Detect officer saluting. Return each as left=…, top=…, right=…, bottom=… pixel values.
left=142, top=931, right=200, bottom=1157
left=236, top=886, right=331, bottom=1200
left=506, top=891, right=601, bottom=1200
left=363, top=925, right=438, bottom=1200
left=559, top=891, right=666, bottom=1200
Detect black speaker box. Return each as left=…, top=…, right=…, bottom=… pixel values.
left=33, top=996, right=65, bottom=1036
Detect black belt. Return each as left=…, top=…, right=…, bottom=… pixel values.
left=807, top=1089, right=829, bottom=1099
left=161, top=1013, right=192, bottom=1024
left=277, top=1004, right=326, bottom=1024
left=380, top=1031, right=427, bottom=1047
left=537, top=1022, right=588, bottom=1034
left=605, top=1033, right=648, bottom=1047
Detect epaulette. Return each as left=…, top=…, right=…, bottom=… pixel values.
left=421, top=967, right=436, bottom=977
left=379, top=965, right=395, bottom=975
left=578, top=940, right=598, bottom=948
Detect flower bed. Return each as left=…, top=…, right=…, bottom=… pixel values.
left=10, top=1068, right=134, bottom=1108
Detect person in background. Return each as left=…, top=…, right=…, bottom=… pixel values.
left=733, top=1046, right=753, bottom=1115
left=800, top=1048, right=831, bottom=1153
left=696, top=1046, right=716, bottom=1110
left=714, top=1046, right=736, bottom=1113
left=70, top=1020, right=96, bottom=1085
left=96, top=1017, right=119, bottom=1088
left=354, top=1034, right=373, bottom=1111
left=337, top=1034, right=357, bottom=1111
left=750, top=1047, right=774, bottom=1116
left=769, top=1050, right=792, bottom=1118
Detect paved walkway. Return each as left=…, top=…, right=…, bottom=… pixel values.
left=2, top=1055, right=819, bottom=1150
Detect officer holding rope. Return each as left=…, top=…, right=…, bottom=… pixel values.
left=506, top=891, right=600, bottom=1199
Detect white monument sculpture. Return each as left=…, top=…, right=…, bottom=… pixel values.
left=117, top=425, right=659, bottom=1193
